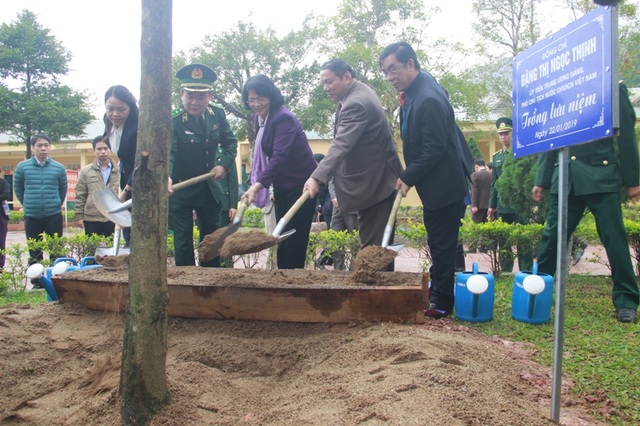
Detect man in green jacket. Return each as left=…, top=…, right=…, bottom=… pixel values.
left=532, top=83, right=640, bottom=323
left=169, top=64, right=237, bottom=267
left=14, top=133, right=68, bottom=265
left=488, top=117, right=533, bottom=273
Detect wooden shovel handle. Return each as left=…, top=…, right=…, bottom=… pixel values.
left=233, top=198, right=250, bottom=224
left=172, top=171, right=217, bottom=191
left=283, top=190, right=310, bottom=223
left=381, top=190, right=403, bottom=247
left=386, top=190, right=403, bottom=229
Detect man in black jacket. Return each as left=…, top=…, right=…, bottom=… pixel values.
left=380, top=42, right=472, bottom=318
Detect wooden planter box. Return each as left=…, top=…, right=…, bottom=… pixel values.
left=52, top=267, right=429, bottom=324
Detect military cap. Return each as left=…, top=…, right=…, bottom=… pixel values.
left=176, top=63, right=217, bottom=92
left=495, top=117, right=513, bottom=133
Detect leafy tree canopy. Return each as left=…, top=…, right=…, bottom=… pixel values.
left=172, top=0, right=484, bottom=144
left=0, top=10, right=93, bottom=157
left=561, top=0, right=640, bottom=84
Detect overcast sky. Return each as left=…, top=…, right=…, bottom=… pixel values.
left=1, top=0, right=481, bottom=118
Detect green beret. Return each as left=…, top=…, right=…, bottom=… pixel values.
left=176, top=63, right=217, bottom=92
left=496, top=117, right=513, bottom=133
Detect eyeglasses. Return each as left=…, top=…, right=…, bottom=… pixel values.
left=380, top=63, right=407, bottom=79
left=247, top=97, right=268, bottom=106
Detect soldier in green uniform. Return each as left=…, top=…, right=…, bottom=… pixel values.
left=532, top=83, right=640, bottom=323
left=488, top=117, right=533, bottom=273
left=170, top=63, right=237, bottom=267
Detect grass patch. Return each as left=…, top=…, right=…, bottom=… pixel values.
left=0, top=289, right=48, bottom=306
left=463, top=274, right=640, bottom=425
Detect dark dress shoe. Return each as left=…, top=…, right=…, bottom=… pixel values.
left=571, top=247, right=585, bottom=266
left=424, top=303, right=450, bottom=319
left=616, top=309, right=637, bottom=323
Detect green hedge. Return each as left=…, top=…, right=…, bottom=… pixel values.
left=8, top=210, right=75, bottom=224
left=5, top=204, right=639, bottom=276
left=8, top=210, right=23, bottom=224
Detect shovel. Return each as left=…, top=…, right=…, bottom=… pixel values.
left=106, top=171, right=218, bottom=214
left=93, top=171, right=219, bottom=256
left=93, top=187, right=131, bottom=256
left=198, top=199, right=249, bottom=262
left=95, top=224, right=130, bottom=256
left=273, top=190, right=310, bottom=237
left=352, top=191, right=403, bottom=272
left=257, top=190, right=312, bottom=246
left=93, top=189, right=132, bottom=228
left=381, top=190, right=404, bottom=252
left=219, top=190, right=307, bottom=257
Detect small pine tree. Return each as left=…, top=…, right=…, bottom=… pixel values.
left=495, top=154, right=547, bottom=224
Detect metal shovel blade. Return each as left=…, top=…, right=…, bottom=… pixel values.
left=216, top=220, right=242, bottom=246
left=95, top=246, right=131, bottom=256
left=199, top=221, right=242, bottom=262
left=275, top=228, right=296, bottom=243
left=246, top=229, right=297, bottom=254
left=386, top=243, right=404, bottom=253
left=198, top=200, right=249, bottom=262
left=95, top=226, right=131, bottom=257
left=93, top=189, right=132, bottom=227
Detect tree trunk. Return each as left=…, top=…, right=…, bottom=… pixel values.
left=119, top=0, right=172, bottom=424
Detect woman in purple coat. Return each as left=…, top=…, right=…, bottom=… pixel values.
left=241, top=75, right=317, bottom=269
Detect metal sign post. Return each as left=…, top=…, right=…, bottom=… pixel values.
left=550, top=149, right=569, bottom=421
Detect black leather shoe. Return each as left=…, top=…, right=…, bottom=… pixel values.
left=616, top=309, right=637, bottom=323
left=571, top=247, right=585, bottom=266
left=424, top=303, right=450, bottom=319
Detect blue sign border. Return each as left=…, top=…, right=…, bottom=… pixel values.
left=512, top=7, right=614, bottom=157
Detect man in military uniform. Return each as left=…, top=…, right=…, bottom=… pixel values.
left=488, top=117, right=533, bottom=273
left=170, top=63, right=237, bottom=267
left=533, top=83, right=640, bottom=323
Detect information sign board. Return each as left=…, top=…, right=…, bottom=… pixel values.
left=66, top=170, right=78, bottom=202
left=512, top=7, right=615, bottom=157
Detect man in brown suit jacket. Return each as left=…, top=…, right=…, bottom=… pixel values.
left=304, top=59, right=403, bottom=249
left=470, top=159, right=491, bottom=223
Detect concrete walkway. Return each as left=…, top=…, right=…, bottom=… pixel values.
left=394, top=245, right=612, bottom=276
